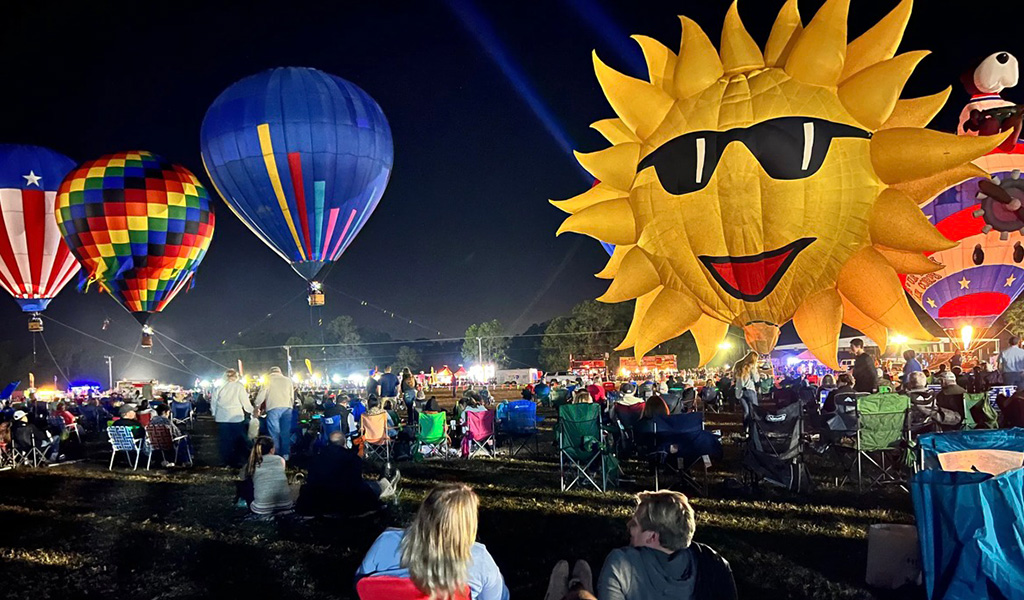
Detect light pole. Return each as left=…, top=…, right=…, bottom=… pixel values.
left=477, top=337, right=483, bottom=365
left=104, top=356, right=113, bottom=390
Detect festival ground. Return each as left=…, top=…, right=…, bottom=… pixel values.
left=0, top=393, right=919, bottom=600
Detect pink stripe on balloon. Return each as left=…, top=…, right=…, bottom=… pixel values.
left=321, top=208, right=340, bottom=258
left=329, top=209, right=358, bottom=259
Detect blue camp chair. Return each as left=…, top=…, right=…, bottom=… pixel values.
left=170, top=400, right=194, bottom=431
left=499, top=400, right=540, bottom=457
left=318, top=415, right=342, bottom=449
left=637, top=412, right=722, bottom=495
left=107, top=426, right=142, bottom=470
left=912, top=428, right=1024, bottom=599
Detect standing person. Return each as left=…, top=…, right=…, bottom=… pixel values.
left=902, top=349, right=923, bottom=390
left=732, top=352, right=763, bottom=418
left=849, top=338, right=877, bottom=393
left=255, top=366, right=295, bottom=462
left=366, top=371, right=381, bottom=398
left=401, top=367, right=417, bottom=422
left=356, top=483, right=509, bottom=600
left=1000, top=335, right=1024, bottom=389
left=950, top=349, right=963, bottom=370
left=212, top=369, right=253, bottom=467
left=379, top=366, right=400, bottom=406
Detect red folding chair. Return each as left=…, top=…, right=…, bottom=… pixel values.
left=356, top=576, right=469, bottom=600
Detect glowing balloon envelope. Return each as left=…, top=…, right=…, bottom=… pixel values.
left=0, top=144, right=79, bottom=327
left=200, top=67, right=393, bottom=304
left=55, top=151, right=216, bottom=346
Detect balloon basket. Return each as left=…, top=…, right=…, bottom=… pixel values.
left=27, top=315, right=43, bottom=333
left=308, top=293, right=325, bottom=307
left=141, top=332, right=153, bottom=349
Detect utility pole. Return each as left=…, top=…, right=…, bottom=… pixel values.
left=284, top=346, right=293, bottom=376
left=104, top=356, right=112, bottom=390
left=477, top=337, right=483, bottom=365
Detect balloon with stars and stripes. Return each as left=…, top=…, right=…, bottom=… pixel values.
left=0, top=144, right=80, bottom=314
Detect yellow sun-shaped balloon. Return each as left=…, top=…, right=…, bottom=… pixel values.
left=553, top=0, right=1008, bottom=368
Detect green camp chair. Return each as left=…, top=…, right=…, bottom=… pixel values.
left=557, top=403, right=614, bottom=492
left=416, top=411, right=451, bottom=459
left=964, top=393, right=999, bottom=430
left=877, top=385, right=892, bottom=394
left=854, top=393, right=910, bottom=492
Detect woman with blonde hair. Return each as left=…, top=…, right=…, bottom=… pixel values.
left=357, top=483, right=509, bottom=600
left=733, top=351, right=764, bottom=419
left=570, top=389, right=593, bottom=404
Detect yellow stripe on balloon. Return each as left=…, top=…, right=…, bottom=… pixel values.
left=257, top=123, right=306, bottom=261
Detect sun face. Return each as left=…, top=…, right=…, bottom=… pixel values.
left=553, top=0, right=1008, bottom=368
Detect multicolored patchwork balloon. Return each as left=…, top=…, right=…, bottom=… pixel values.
left=54, top=151, right=215, bottom=343
left=0, top=144, right=79, bottom=320
left=200, top=67, right=393, bottom=304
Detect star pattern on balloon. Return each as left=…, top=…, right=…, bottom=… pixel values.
left=958, top=277, right=971, bottom=290
left=926, top=297, right=937, bottom=308
left=22, top=171, right=41, bottom=187
left=1007, top=274, right=1017, bottom=287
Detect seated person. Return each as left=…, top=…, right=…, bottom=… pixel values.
left=934, top=371, right=967, bottom=430
left=609, top=383, right=643, bottom=418
left=52, top=402, right=76, bottom=427
left=240, top=436, right=296, bottom=516
left=585, top=382, right=606, bottom=405
left=698, top=379, right=720, bottom=411
left=11, top=410, right=58, bottom=458
left=296, top=431, right=399, bottom=517
left=520, top=387, right=534, bottom=401
left=356, top=483, right=509, bottom=600
left=365, top=396, right=398, bottom=438
left=823, top=374, right=857, bottom=414
left=570, top=390, right=593, bottom=405
left=423, top=396, right=443, bottom=413
left=460, top=397, right=488, bottom=429
left=641, top=395, right=669, bottom=420
left=545, top=490, right=736, bottom=600
left=113, top=405, right=144, bottom=439
left=149, top=403, right=182, bottom=437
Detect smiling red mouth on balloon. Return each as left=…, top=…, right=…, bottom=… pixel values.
left=698, top=238, right=814, bottom=302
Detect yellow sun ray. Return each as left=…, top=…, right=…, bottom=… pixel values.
left=764, top=0, right=802, bottom=67
left=631, top=35, right=676, bottom=89
left=550, top=183, right=626, bottom=215
left=785, top=0, right=848, bottom=86
left=556, top=198, right=636, bottom=244
left=874, top=246, right=943, bottom=274
left=616, top=287, right=660, bottom=351
left=632, top=287, right=703, bottom=359
left=573, top=143, right=640, bottom=190
left=880, top=87, right=951, bottom=130
left=598, top=248, right=660, bottom=302
left=871, top=128, right=1012, bottom=184
left=892, top=162, right=989, bottom=205
left=593, top=52, right=673, bottom=138
left=673, top=16, right=723, bottom=99
left=840, top=0, right=913, bottom=83
left=838, top=247, right=936, bottom=340
left=595, top=244, right=633, bottom=279
left=688, top=313, right=730, bottom=367
left=793, top=288, right=843, bottom=369
left=590, top=118, right=639, bottom=145
left=838, top=51, right=929, bottom=130
left=721, top=1, right=764, bottom=75
left=870, top=188, right=956, bottom=252
left=840, top=293, right=888, bottom=352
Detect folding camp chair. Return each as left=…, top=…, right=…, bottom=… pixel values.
left=851, top=393, right=911, bottom=492
left=361, top=412, right=392, bottom=465
left=416, top=412, right=451, bottom=458
left=638, top=413, right=722, bottom=495
left=463, top=410, right=495, bottom=458
left=499, top=400, right=540, bottom=456
left=107, top=425, right=142, bottom=470
left=144, top=424, right=192, bottom=469
left=356, top=575, right=469, bottom=600
left=743, top=402, right=813, bottom=493
left=318, top=415, right=343, bottom=449
left=557, top=403, right=615, bottom=492
left=963, top=393, right=999, bottom=430
left=550, top=388, right=569, bottom=409
left=170, top=400, right=194, bottom=431
left=138, top=412, right=152, bottom=427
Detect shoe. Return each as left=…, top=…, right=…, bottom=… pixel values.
left=379, top=478, right=396, bottom=500
left=571, top=559, right=594, bottom=594
left=390, top=469, right=401, bottom=489
left=544, top=560, right=570, bottom=600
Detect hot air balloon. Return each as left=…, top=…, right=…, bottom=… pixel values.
left=0, top=144, right=80, bottom=331
left=903, top=149, right=1024, bottom=350
left=55, top=151, right=216, bottom=348
left=200, top=67, right=393, bottom=306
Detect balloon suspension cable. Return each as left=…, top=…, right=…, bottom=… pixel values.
left=154, top=328, right=232, bottom=370
left=38, top=331, right=71, bottom=386
left=323, top=281, right=450, bottom=338
left=154, top=335, right=201, bottom=378
left=38, top=314, right=193, bottom=376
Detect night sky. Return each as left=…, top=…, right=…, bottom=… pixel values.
left=1, top=0, right=1018, bottom=384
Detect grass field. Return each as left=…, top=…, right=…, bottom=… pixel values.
left=0, top=398, right=923, bottom=600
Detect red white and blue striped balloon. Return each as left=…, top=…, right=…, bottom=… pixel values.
left=200, top=67, right=393, bottom=283
left=0, top=144, right=79, bottom=312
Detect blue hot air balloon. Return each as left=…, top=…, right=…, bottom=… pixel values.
left=200, top=67, right=393, bottom=304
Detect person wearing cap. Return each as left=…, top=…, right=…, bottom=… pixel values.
left=934, top=370, right=967, bottom=430
left=12, top=409, right=58, bottom=458
left=114, top=405, right=144, bottom=439
left=256, top=366, right=296, bottom=461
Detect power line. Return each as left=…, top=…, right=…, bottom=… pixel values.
left=40, top=314, right=193, bottom=376
left=154, top=328, right=232, bottom=371
left=38, top=331, right=71, bottom=386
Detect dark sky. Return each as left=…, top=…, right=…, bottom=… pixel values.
left=1, top=0, right=1018, bottom=384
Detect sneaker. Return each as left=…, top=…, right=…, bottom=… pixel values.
left=379, top=478, right=396, bottom=500
left=389, top=469, right=401, bottom=489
